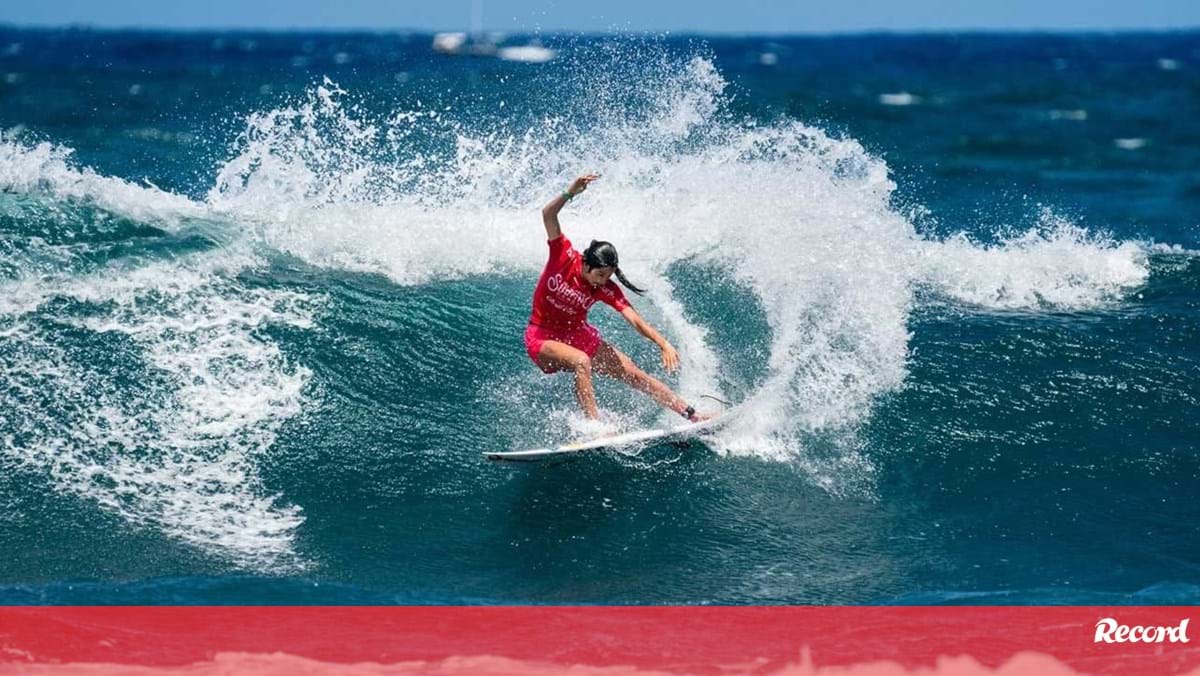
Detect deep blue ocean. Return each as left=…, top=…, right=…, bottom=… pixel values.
left=0, top=26, right=1197, bottom=605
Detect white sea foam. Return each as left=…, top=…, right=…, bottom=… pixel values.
left=1048, top=109, right=1088, bottom=121
left=914, top=210, right=1149, bottom=310
left=0, top=134, right=205, bottom=228
left=0, top=150, right=317, bottom=569
left=880, top=92, right=921, bottom=106
left=0, top=250, right=316, bottom=569
left=1114, top=137, right=1147, bottom=150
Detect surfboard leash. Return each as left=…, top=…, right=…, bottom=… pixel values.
left=700, top=394, right=733, bottom=407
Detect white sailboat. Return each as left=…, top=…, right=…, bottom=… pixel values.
left=432, top=0, right=555, bottom=63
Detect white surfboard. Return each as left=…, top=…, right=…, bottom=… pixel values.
left=485, top=415, right=726, bottom=462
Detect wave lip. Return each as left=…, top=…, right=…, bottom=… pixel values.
left=0, top=134, right=205, bottom=228
left=915, top=210, right=1149, bottom=311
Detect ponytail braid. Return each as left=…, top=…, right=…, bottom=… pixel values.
left=614, top=267, right=646, bottom=295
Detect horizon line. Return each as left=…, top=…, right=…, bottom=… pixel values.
left=2, top=21, right=1199, bottom=38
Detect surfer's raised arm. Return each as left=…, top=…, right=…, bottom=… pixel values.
left=542, top=173, right=600, bottom=240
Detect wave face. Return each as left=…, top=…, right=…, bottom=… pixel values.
left=0, top=28, right=1198, bottom=603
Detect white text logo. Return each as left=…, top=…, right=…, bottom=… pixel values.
left=1094, top=618, right=1190, bottom=644
left=546, top=273, right=595, bottom=311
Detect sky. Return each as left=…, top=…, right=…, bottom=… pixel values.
left=1, top=0, right=1198, bottom=34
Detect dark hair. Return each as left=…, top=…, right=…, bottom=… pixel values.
left=583, top=240, right=646, bottom=295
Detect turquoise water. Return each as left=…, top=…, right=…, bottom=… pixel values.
left=0, top=27, right=1198, bottom=604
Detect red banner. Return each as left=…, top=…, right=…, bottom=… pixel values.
left=1, top=606, right=1197, bottom=674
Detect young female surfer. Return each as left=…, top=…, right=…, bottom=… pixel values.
left=525, top=173, right=706, bottom=422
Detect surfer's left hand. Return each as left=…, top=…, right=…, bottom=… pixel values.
left=660, top=342, right=680, bottom=372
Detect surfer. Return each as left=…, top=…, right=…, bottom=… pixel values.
left=525, top=174, right=707, bottom=422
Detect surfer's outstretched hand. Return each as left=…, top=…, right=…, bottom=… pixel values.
left=568, top=173, right=600, bottom=196
left=660, top=341, right=680, bottom=372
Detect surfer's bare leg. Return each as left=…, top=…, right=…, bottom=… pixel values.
left=592, top=342, right=691, bottom=417
left=536, top=340, right=601, bottom=419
